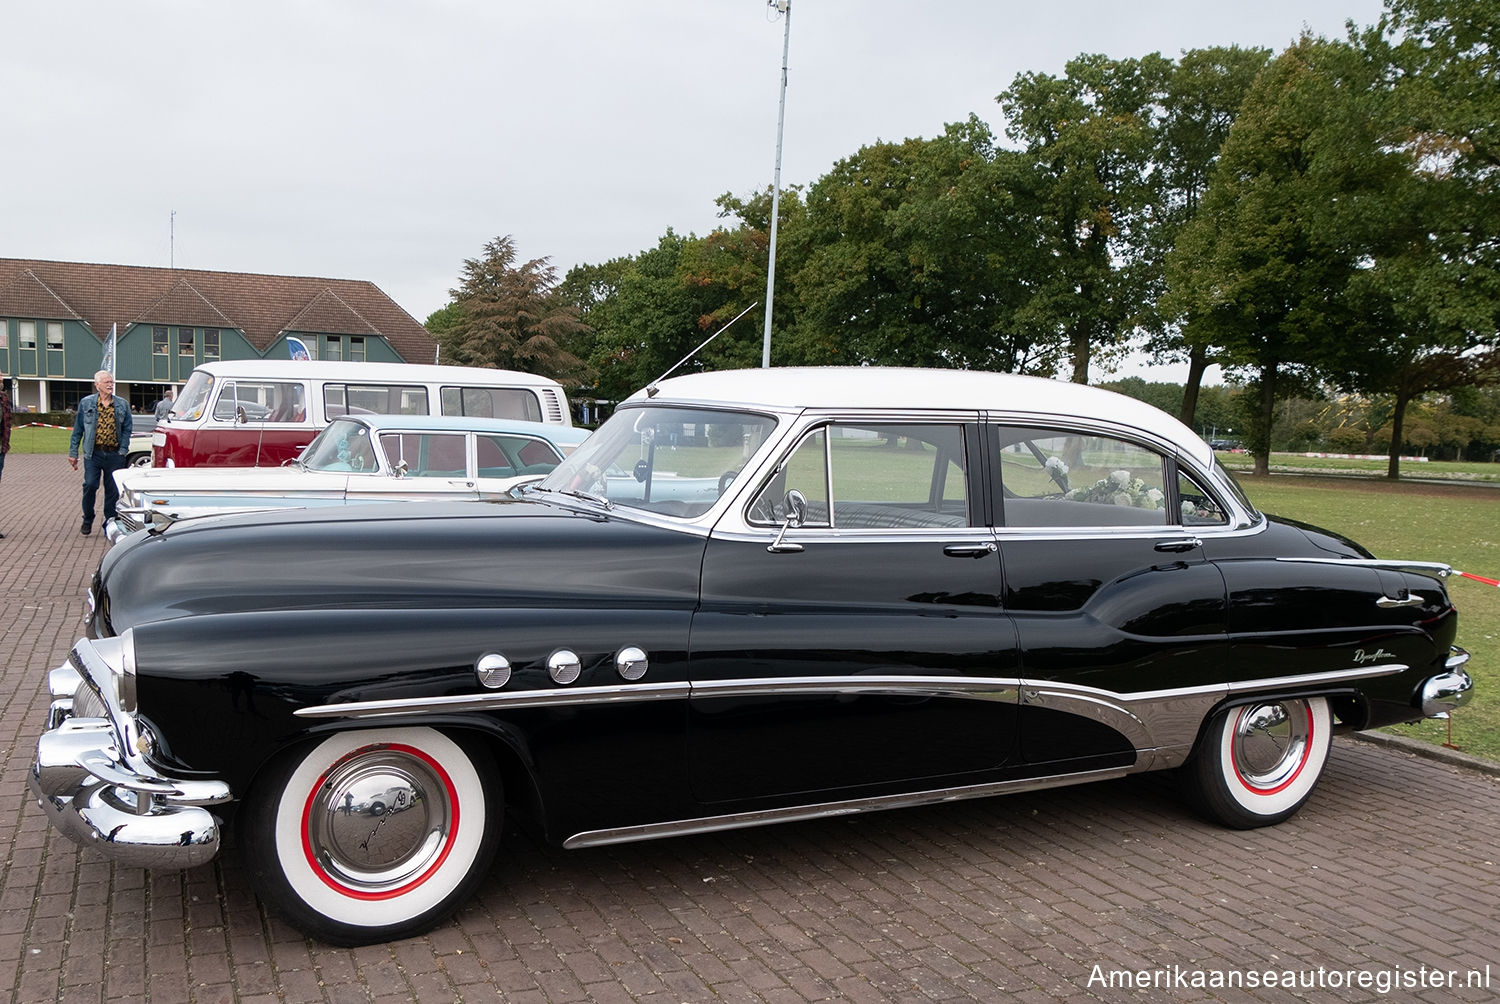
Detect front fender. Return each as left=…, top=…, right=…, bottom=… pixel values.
left=132, top=605, right=694, bottom=803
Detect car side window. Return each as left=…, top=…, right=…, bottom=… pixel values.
left=996, top=427, right=1167, bottom=528
left=1178, top=470, right=1229, bottom=526
left=750, top=424, right=970, bottom=529
left=474, top=435, right=520, bottom=478
left=213, top=381, right=306, bottom=423
left=380, top=433, right=468, bottom=478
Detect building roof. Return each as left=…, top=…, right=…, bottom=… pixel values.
left=0, top=258, right=437, bottom=363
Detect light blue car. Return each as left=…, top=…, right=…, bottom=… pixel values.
left=108, top=413, right=591, bottom=540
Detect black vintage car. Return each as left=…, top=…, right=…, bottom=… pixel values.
left=30, top=368, right=1472, bottom=945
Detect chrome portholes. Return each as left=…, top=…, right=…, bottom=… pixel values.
left=616, top=647, right=649, bottom=681
left=1231, top=702, right=1311, bottom=792
left=475, top=653, right=511, bottom=689
left=548, top=650, right=582, bottom=685
left=305, top=747, right=452, bottom=894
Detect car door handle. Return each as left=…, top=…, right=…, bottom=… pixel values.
left=944, top=542, right=997, bottom=558
left=1377, top=593, right=1423, bottom=608
left=1154, top=537, right=1202, bottom=553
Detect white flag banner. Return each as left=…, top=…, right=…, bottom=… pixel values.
left=100, top=323, right=117, bottom=377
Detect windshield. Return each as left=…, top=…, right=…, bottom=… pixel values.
left=172, top=371, right=214, bottom=421
left=301, top=419, right=379, bottom=473
left=537, top=406, right=778, bottom=518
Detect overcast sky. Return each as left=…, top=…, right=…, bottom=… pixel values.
left=8, top=0, right=1387, bottom=379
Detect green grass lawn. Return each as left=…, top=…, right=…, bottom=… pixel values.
left=1240, top=474, right=1500, bottom=760
left=10, top=425, right=72, bottom=453
left=1221, top=451, right=1500, bottom=482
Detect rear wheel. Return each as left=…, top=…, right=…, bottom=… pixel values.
left=128, top=451, right=151, bottom=468
left=241, top=727, right=501, bottom=945
left=1187, top=697, right=1331, bottom=828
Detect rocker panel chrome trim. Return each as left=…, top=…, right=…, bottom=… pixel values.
left=563, top=765, right=1131, bottom=849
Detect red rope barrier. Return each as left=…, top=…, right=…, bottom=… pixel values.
left=1457, top=571, right=1500, bottom=588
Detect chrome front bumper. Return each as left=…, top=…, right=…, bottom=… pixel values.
left=29, top=644, right=231, bottom=870
left=1420, top=647, right=1474, bottom=719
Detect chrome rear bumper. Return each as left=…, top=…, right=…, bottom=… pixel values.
left=1420, top=647, right=1474, bottom=719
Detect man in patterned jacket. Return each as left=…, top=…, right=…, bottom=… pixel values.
left=68, top=370, right=132, bottom=536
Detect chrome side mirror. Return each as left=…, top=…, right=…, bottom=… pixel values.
left=785, top=489, right=807, bottom=527
left=235, top=405, right=248, bottom=425
left=393, top=460, right=409, bottom=479
left=767, top=489, right=807, bottom=554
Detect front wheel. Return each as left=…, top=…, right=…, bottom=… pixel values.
left=241, top=727, right=501, bottom=945
left=1186, top=697, right=1331, bottom=829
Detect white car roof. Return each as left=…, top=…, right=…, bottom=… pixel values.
left=635, top=367, right=1213, bottom=466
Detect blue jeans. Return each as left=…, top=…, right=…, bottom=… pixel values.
left=82, top=452, right=127, bottom=526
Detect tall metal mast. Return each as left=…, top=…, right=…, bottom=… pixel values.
left=761, top=0, right=791, bottom=369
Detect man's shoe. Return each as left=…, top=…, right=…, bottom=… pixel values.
left=80, top=522, right=92, bottom=536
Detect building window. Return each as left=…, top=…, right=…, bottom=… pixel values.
left=46, top=322, right=64, bottom=350
left=18, top=321, right=36, bottom=349
left=350, top=336, right=366, bottom=362
left=204, top=328, right=220, bottom=360
left=54, top=381, right=95, bottom=412
left=325, top=336, right=343, bottom=362
left=153, top=326, right=169, bottom=356
left=179, top=327, right=195, bottom=356
left=0, top=319, right=8, bottom=350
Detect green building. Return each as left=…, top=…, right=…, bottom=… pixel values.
left=0, top=258, right=437, bottom=414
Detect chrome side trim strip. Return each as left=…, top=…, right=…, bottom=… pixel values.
left=1276, top=557, right=1454, bottom=580
left=562, top=765, right=1131, bottom=849
left=690, top=676, right=1020, bottom=703
left=1021, top=664, right=1407, bottom=768
left=295, top=663, right=1405, bottom=749
left=294, top=681, right=694, bottom=719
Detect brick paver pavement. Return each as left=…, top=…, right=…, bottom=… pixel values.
left=1, top=453, right=1497, bottom=1003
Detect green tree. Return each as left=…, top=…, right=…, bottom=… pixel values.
left=1330, top=1, right=1500, bottom=477
left=790, top=118, right=1048, bottom=372
left=424, top=302, right=462, bottom=338
left=437, top=236, right=589, bottom=384
left=560, top=231, right=748, bottom=401
left=1138, top=46, right=1271, bottom=425
left=1165, top=38, right=1368, bottom=474
left=999, top=53, right=1171, bottom=384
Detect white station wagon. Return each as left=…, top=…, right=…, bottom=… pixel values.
left=108, top=413, right=590, bottom=539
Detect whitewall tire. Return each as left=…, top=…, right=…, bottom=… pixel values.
left=242, top=727, right=501, bottom=945
left=1188, top=697, right=1332, bottom=829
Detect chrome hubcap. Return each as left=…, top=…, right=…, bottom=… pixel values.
left=1232, top=701, right=1310, bottom=790
left=306, top=747, right=452, bottom=893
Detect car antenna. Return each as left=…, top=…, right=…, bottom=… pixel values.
left=645, top=303, right=758, bottom=398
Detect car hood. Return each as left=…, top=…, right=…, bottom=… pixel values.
left=96, top=498, right=707, bottom=634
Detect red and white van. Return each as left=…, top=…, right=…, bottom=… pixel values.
left=153, top=360, right=572, bottom=468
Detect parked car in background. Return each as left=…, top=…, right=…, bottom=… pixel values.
left=33, top=367, right=1471, bottom=945
left=152, top=360, right=572, bottom=469
left=108, top=413, right=589, bottom=539
left=127, top=417, right=155, bottom=468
